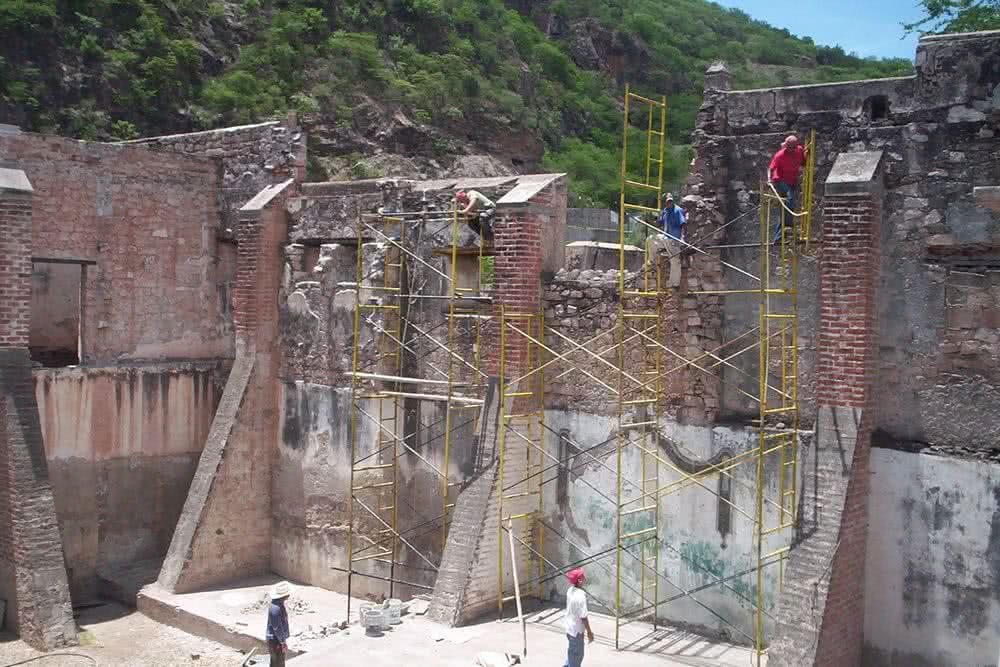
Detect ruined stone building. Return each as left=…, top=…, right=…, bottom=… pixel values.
left=1, top=29, right=998, bottom=667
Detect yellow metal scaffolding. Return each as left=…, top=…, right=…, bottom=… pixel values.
left=488, top=87, right=815, bottom=664
left=497, top=309, right=546, bottom=614
left=345, top=204, right=491, bottom=617
left=614, top=85, right=668, bottom=646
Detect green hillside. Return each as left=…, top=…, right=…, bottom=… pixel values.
left=0, top=0, right=912, bottom=206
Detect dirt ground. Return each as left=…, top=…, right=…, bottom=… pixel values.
left=0, top=603, right=247, bottom=667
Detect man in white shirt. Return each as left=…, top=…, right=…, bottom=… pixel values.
left=563, top=568, right=594, bottom=667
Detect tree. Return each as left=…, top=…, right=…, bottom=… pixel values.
left=905, top=0, right=1000, bottom=34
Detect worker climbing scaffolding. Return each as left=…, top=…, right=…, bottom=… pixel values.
left=457, top=189, right=496, bottom=241
left=768, top=134, right=808, bottom=244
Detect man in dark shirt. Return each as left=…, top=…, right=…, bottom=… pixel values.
left=266, top=581, right=292, bottom=666
left=645, top=193, right=687, bottom=288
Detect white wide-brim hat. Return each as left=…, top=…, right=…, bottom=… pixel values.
left=269, top=581, right=294, bottom=600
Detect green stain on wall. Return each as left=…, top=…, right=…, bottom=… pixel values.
left=678, top=540, right=754, bottom=602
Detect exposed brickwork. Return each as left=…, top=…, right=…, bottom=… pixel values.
left=160, top=181, right=292, bottom=593
left=815, top=195, right=882, bottom=409
left=0, top=133, right=232, bottom=363
left=0, top=190, right=31, bottom=347
left=769, top=182, right=882, bottom=666
left=425, top=180, right=567, bottom=626
left=0, top=180, right=76, bottom=648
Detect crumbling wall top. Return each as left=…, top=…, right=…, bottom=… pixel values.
left=699, top=29, right=999, bottom=136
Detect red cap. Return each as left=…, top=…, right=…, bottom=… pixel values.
left=567, top=568, right=586, bottom=586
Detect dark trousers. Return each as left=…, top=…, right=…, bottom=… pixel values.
left=268, top=640, right=286, bottom=667
left=772, top=180, right=797, bottom=243
left=467, top=208, right=495, bottom=240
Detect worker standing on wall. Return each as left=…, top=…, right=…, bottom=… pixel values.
left=562, top=568, right=594, bottom=667
left=456, top=189, right=496, bottom=241
left=645, top=192, right=686, bottom=288
left=768, top=134, right=807, bottom=244
left=266, top=581, right=293, bottom=666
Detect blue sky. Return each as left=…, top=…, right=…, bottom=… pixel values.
left=715, top=0, right=925, bottom=60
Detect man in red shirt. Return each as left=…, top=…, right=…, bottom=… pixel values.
left=768, top=134, right=806, bottom=243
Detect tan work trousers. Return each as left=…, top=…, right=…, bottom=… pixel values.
left=645, top=234, right=682, bottom=288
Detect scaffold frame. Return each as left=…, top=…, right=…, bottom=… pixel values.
left=490, top=90, right=816, bottom=665
left=344, top=202, right=492, bottom=619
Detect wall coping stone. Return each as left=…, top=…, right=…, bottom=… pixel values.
left=825, top=151, right=885, bottom=195
left=0, top=167, right=32, bottom=193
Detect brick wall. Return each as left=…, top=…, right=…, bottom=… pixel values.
left=0, top=133, right=232, bottom=363
left=0, top=186, right=31, bottom=347
left=0, top=175, right=77, bottom=648
left=159, top=181, right=292, bottom=593
left=769, top=178, right=882, bottom=666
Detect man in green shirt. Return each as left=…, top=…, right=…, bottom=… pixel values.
left=457, top=190, right=496, bottom=241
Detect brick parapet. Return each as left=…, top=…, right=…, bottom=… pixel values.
left=0, top=190, right=32, bottom=347
left=0, top=181, right=76, bottom=648
left=769, top=176, right=882, bottom=666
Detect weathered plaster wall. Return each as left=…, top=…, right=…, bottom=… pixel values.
left=541, top=410, right=789, bottom=641
left=864, top=448, right=1000, bottom=667
left=34, top=364, right=223, bottom=601
left=0, top=132, right=234, bottom=363
left=273, top=384, right=469, bottom=599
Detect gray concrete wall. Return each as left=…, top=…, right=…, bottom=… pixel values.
left=541, top=409, right=792, bottom=641
left=865, top=447, right=1000, bottom=667
left=273, top=382, right=477, bottom=601
left=34, top=364, right=223, bottom=601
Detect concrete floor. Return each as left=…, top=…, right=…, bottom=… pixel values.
left=288, top=607, right=761, bottom=666
left=138, top=575, right=761, bottom=666
left=140, top=574, right=350, bottom=655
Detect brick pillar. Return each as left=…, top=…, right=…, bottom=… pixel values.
left=0, top=168, right=76, bottom=648
left=769, top=152, right=884, bottom=667
left=157, top=180, right=291, bottom=593
left=429, top=180, right=564, bottom=626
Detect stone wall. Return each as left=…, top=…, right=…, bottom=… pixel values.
left=690, top=29, right=1000, bottom=666
left=128, top=118, right=307, bottom=233
left=695, top=30, right=1000, bottom=443
left=0, top=132, right=234, bottom=363
left=34, top=364, right=223, bottom=602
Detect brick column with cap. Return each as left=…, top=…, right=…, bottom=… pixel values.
left=429, top=176, right=567, bottom=626
left=0, top=167, right=77, bottom=648
left=769, top=151, right=884, bottom=666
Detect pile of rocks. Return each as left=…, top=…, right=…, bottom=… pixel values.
left=293, top=620, right=347, bottom=641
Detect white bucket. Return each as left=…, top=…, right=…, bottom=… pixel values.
left=383, top=598, right=402, bottom=625
left=362, top=607, right=385, bottom=635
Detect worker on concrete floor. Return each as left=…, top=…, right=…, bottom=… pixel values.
left=645, top=192, right=686, bottom=288
left=456, top=189, right=496, bottom=241
left=266, top=581, right=293, bottom=667
left=768, top=134, right=807, bottom=244
left=563, top=568, right=594, bottom=667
